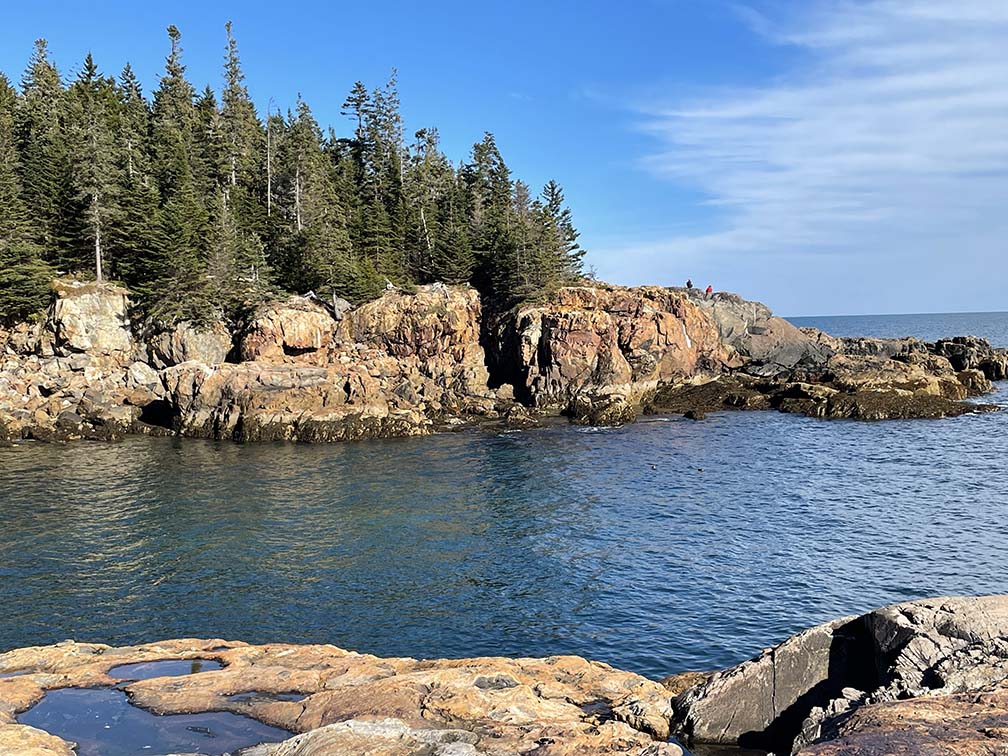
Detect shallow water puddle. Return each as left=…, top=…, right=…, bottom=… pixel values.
left=18, top=687, right=291, bottom=756
left=0, top=669, right=32, bottom=678
left=108, top=658, right=223, bottom=680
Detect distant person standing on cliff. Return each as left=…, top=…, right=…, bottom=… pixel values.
left=686, top=279, right=694, bottom=289
left=705, top=285, right=713, bottom=297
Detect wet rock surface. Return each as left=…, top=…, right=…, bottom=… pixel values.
left=0, top=639, right=680, bottom=756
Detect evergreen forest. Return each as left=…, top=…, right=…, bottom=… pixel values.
left=0, top=24, right=586, bottom=325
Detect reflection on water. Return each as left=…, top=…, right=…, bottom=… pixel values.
left=17, top=687, right=290, bottom=756
left=107, top=659, right=223, bottom=680
left=2, top=378, right=1007, bottom=680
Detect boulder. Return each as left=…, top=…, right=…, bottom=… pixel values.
left=40, top=280, right=134, bottom=367
left=672, top=615, right=875, bottom=750
left=239, top=296, right=338, bottom=362
left=147, top=320, right=232, bottom=368
left=673, top=596, right=1008, bottom=754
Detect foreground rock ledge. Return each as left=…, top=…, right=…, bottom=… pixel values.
left=0, top=640, right=679, bottom=755
left=669, top=595, right=1008, bottom=755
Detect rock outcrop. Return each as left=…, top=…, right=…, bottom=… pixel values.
left=684, top=289, right=833, bottom=371
left=0, top=639, right=680, bottom=756
left=163, top=285, right=500, bottom=442
left=42, top=279, right=134, bottom=366
left=1, top=279, right=1003, bottom=443
left=932, top=335, right=1008, bottom=380
left=495, top=286, right=735, bottom=424
left=146, top=319, right=233, bottom=368
left=239, top=296, right=338, bottom=362
left=0, top=281, right=153, bottom=443
left=671, top=595, right=1008, bottom=754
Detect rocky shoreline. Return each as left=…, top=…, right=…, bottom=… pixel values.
left=2, top=596, right=1008, bottom=755
left=1, top=280, right=1006, bottom=444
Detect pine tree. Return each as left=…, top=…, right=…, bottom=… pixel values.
left=145, top=26, right=211, bottom=321
left=16, top=39, right=72, bottom=268
left=0, top=30, right=587, bottom=318
left=65, top=52, right=121, bottom=281
left=0, top=74, right=54, bottom=322
left=431, top=180, right=474, bottom=284
left=216, top=21, right=269, bottom=305
left=542, top=179, right=584, bottom=280
left=108, top=64, right=158, bottom=287
left=275, top=100, right=358, bottom=303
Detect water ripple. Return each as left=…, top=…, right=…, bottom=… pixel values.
left=1, top=385, right=1007, bottom=680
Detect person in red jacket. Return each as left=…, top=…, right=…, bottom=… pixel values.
left=705, top=285, right=713, bottom=297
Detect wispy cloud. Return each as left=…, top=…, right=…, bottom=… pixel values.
left=602, top=0, right=1008, bottom=310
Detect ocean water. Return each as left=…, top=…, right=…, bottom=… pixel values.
left=790, top=310, right=1008, bottom=347
left=1, top=313, right=1006, bottom=681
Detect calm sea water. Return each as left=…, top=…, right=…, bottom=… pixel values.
left=791, top=310, right=1008, bottom=347
left=1, top=313, right=1006, bottom=680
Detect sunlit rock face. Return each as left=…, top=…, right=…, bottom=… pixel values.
left=671, top=595, right=1008, bottom=755
left=494, top=285, right=735, bottom=424
left=0, top=639, right=681, bottom=756
left=0, top=278, right=1004, bottom=443
left=165, top=285, right=499, bottom=442
left=239, top=296, right=338, bottom=363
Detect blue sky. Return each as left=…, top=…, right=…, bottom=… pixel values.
left=2, top=0, right=1005, bottom=316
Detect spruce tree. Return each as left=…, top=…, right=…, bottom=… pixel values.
left=65, top=52, right=121, bottom=281
left=146, top=26, right=211, bottom=321
left=109, top=64, right=161, bottom=290
left=0, top=74, right=54, bottom=322
left=275, top=100, right=359, bottom=303
left=16, top=39, right=72, bottom=268
left=542, top=180, right=584, bottom=280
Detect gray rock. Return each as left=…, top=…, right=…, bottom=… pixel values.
left=684, top=289, right=835, bottom=371
left=672, top=615, right=873, bottom=750
left=672, top=596, right=1008, bottom=754
left=147, top=320, right=232, bottom=368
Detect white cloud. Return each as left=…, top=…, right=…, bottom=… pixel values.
left=600, top=0, right=1008, bottom=314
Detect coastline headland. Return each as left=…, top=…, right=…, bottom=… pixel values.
left=3, top=596, right=1008, bottom=755
left=1, top=280, right=1005, bottom=444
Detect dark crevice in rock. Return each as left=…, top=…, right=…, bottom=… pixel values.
left=282, top=343, right=317, bottom=357
left=137, top=399, right=176, bottom=430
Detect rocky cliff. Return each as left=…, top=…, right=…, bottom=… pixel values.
left=1, top=279, right=1004, bottom=443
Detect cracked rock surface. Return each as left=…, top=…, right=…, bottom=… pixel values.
left=0, top=639, right=680, bottom=756
left=671, top=596, right=1008, bottom=755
